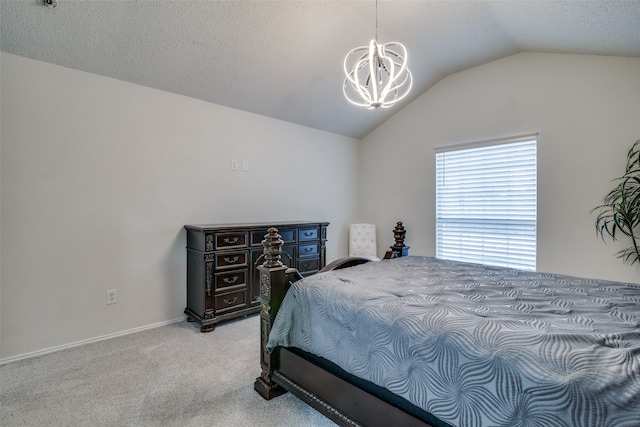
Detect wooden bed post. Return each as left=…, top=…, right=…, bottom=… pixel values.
left=254, top=227, right=289, bottom=400
left=384, top=221, right=410, bottom=259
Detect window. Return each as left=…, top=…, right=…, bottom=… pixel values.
left=435, top=135, right=537, bottom=270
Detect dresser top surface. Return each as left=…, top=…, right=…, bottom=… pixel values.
left=185, top=221, right=329, bottom=232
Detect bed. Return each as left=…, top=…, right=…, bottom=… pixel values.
left=253, top=225, right=640, bottom=427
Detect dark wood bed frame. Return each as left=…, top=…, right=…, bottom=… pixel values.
left=253, top=223, right=445, bottom=427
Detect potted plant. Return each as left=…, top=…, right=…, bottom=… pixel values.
left=591, top=139, right=640, bottom=265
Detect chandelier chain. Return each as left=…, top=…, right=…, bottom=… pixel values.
left=375, top=0, right=378, bottom=42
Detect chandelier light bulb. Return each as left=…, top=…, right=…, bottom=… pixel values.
left=343, top=39, right=413, bottom=109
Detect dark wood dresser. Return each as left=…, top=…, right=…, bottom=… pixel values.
left=184, top=221, right=329, bottom=332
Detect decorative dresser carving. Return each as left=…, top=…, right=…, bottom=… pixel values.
left=184, top=221, right=329, bottom=332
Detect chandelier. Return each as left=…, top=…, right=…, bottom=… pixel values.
left=343, top=1, right=413, bottom=109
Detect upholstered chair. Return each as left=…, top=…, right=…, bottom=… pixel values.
left=349, top=223, right=380, bottom=260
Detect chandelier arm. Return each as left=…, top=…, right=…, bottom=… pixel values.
left=386, top=59, right=410, bottom=86
left=381, top=45, right=409, bottom=68
left=378, top=45, right=411, bottom=101
left=378, top=58, right=396, bottom=102
left=343, top=48, right=367, bottom=76
left=344, top=50, right=372, bottom=88
left=350, top=81, right=373, bottom=105
left=353, top=58, right=374, bottom=102
left=368, top=40, right=380, bottom=104
left=378, top=74, right=413, bottom=107
left=343, top=82, right=375, bottom=108
left=383, top=74, right=413, bottom=106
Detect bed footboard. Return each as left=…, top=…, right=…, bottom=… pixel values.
left=253, top=227, right=380, bottom=399
left=254, top=223, right=409, bottom=400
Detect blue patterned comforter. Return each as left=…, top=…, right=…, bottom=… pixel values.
left=267, top=256, right=640, bottom=427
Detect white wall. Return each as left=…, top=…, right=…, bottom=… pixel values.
left=4, top=51, right=639, bottom=360
left=0, top=53, right=359, bottom=360
left=360, top=52, right=640, bottom=283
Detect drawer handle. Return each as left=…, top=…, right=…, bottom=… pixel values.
left=224, top=256, right=239, bottom=264
left=304, top=247, right=314, bottom=252
left=223, top=276, right=239, bottom=284
left=223, top=296, right=238, bottom=305
left=224, top=237, right=240, bottom=244
left=303, top=232, right=314, bottom=237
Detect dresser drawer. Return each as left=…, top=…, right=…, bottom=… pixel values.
left=214, top=270, right=247, bottom=292
left=251, top=228, right=296, bottom=245
left=214, top=290, right=247, bottom=313
left=298, top=228, right=319, bottom=241
left=298, top=243, right=319, bottom=257
left=214, top=232, right=248, bottom=250
left=298, top=257, right=320, bottom=274
left=215, top=251, right=248, bottom=269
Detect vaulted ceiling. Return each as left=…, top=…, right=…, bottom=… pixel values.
left=2, top=1, right=640, bottom=139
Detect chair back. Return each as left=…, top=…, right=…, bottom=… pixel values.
left=349, top=223, right=378, bottom=258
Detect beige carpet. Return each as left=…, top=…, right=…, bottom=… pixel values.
left=0, top=316, right=336, bottom=427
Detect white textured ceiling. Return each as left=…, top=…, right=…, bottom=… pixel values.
left=2, top=0, right=640, bottom=139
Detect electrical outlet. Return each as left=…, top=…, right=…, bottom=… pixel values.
left=106, top=289, right=117, bottom=305
left=231, top=159, right=239, bottom=171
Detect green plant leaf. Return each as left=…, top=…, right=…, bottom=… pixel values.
left=591, top=139, right=640, bottom=265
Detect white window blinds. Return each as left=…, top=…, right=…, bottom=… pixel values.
left=435, top=135, right=537, bottom=270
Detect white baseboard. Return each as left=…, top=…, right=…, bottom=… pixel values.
left=0, top=316, right=187, bottom=366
